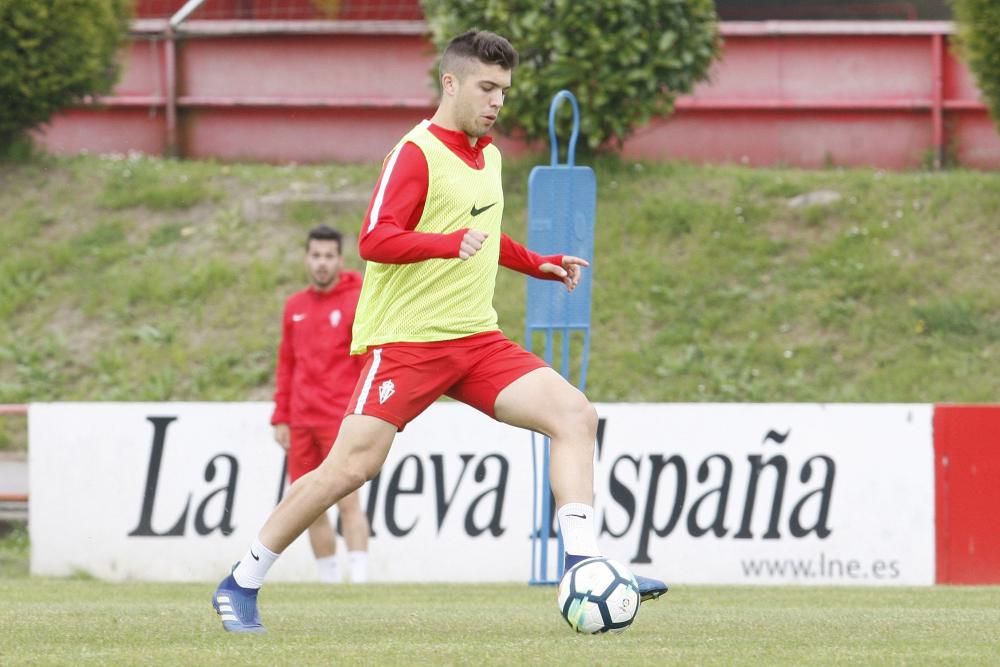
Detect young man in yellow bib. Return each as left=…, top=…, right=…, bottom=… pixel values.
left=213, top=29, right=667, bottom=633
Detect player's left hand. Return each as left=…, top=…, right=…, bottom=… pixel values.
left=539, top=255, right=589, bottom=292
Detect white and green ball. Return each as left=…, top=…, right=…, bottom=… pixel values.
left=557, top=557, right=640, bottom=634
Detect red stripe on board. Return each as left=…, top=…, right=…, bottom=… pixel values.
left=934, top=405, right=1000, bottom=584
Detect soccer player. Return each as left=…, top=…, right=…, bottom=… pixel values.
left=213, top=29, right=667, bottom=633
left=271, top=224, right=370, bottom=584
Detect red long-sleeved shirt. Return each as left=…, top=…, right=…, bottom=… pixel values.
left=358, top=122, right=564, bottom=275
left=271, top=270, right=365, bottom=427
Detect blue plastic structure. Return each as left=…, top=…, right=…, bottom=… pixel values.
left=526, top=91, right=596, bottom=586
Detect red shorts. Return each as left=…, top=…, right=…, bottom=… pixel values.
left=287, top=421, right=343, bottom=482
left=345, top=331, right=547, bottom=430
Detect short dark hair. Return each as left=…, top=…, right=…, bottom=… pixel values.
left=440, top=30, right=518, bottom=81
left=306, top=224, right=342, bottom=251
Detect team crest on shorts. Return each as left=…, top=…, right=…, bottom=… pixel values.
left=378, top=379, right=395, bottom=404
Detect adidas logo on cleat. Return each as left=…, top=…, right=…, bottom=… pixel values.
left=214, top=594, right=237, bottom=623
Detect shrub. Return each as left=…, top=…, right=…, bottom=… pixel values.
left=420, top=0, right=721, bottom=152
left=952, top=0, right=1000, bottom=132
left=0, top=0, right=131, bottom=150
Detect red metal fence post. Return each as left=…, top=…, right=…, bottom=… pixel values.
left=165, top=27, right=179, bottom=157
left=931, top=32, right=945, bottom=169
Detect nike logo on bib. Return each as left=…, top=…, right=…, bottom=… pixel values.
left=470, top=202, right=497, bottom=217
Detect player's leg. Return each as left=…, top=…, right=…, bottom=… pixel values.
left=213, top=414, right=396, bottom=632
left=447, top=339, right=603, bottom=570
left=492, top=366, right=667, bottom=602
left=306, top=512, right=342, bottom=584
left=313, top=420, right=370, bottom=583
left=254, top=414, right=393, bottom=563
left=493, top=368, right=597, bottom=505
left=492, top=366, right=602, bottom=559
left=292, top=426, right=341, bottom=583
left=214, top=345, right=459, bottom=631
left=271, top=342, right=455, bottom=582
left=337, top=489, right=370, bottom=583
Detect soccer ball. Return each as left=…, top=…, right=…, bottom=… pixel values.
left=557, top=557, right=640, bottom=634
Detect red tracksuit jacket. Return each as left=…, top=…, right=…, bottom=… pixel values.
left=270, top=270, right=365, bottom=427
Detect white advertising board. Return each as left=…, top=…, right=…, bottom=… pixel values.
left=591, top=404, right=935, bottom=585
left=28, top=402, right=935, bottom=584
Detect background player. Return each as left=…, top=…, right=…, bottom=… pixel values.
left=271, top=224, right=370, bottom=583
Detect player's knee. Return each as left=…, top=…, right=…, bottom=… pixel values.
left=581, top=399, right=599, bottom=435
left=314, top=459, right=367, bottom=493
left=346, top=454, right=383, bottom=485
left=550, top=394, right=598, bottom=442
left=339, top=466, right=370, bottom=493
left=566, top=395, right=598, bottom=436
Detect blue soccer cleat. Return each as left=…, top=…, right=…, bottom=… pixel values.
left=636, top=574, right=669, bottom=602
left=212, top=573, right=265, bottom=633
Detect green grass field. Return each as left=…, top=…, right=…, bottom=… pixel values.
left=1, top=523, right=998, bottom=664
left=2, top=155, right=999, bottom=429
left=1, top=577, right=999, bottom=665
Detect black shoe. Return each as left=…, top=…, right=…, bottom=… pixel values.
left=636, top=574, right=669, bottom=602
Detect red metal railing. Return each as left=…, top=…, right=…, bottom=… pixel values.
left=134, top=0, right=951, bottom=22
left=134, top=0, right=423, bottom=20
left=664, top=21, right=976, bottom=169
left=35, top=21, right=998, bottom=168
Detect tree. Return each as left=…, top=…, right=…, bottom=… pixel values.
left=421, top=0, right=720, bottom=151
left=952, top=0, right=1000, bottom=133
left=0, top=0, right=131, bottom=151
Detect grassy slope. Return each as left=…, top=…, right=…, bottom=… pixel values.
left=1, top=154, right=999, bottom=447
left=0, top=579, right=998, bottom=665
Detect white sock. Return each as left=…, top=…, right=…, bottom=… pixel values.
left=348, top=550, right=369, bottom=583
left=317, top=554, right=342, bottom=584
left=557, top=503, right=601, bottom=557
left=232, top=537, right=280, bottom=589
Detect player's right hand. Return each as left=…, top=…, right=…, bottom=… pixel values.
left=459, top=229, right=488, bottom=260
left=273, top=423, right=290, bottom=451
